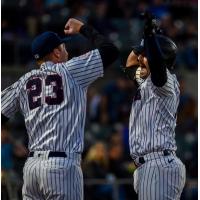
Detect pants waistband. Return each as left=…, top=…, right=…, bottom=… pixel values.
left=28, top=151, right=81, bottom=161
left=133, top=150, right=176, bottom=167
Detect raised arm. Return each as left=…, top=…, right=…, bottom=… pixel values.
left=64, top=18, right=119, bottom=68
left=143, top=13, right=177, bottom=87
left=144, top=34, right=167, bottom=87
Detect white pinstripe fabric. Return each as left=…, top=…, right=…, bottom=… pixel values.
left=129, top=70, right=180, bottom=158
left=22, top=155, right=83, bottom=200
left=1, top=49, right=103, bottom=200
left=129, top=70, right=186, bottom=199
left=1, top=49, right=103, bottom=153
left=133, top=155, right=186, bottom=200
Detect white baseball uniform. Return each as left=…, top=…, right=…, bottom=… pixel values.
left=129, top=70, right=186, bottom=200
left=1, top=49, right=103, bottom=200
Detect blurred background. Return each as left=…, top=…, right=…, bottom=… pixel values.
left=1, top=0, right=198, bottom=200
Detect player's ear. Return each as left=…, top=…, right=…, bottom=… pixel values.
left=54, top=48, right=60, bottom=56
left=53, top=48, right=61, bottom=59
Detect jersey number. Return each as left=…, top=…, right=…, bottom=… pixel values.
left=26, top=74, right=64, bottom=110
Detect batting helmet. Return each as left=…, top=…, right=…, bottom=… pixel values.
left=132, top=34, right=177, bottom=69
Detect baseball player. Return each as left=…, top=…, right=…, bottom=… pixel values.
left=1, top=18, right=118, bottom=200
left=123, top=13, right=186, bottom=199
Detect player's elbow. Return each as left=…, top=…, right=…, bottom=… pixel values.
left=99, top=45, right=119, bottom=68
left=108, top=46, right=119, bottom=64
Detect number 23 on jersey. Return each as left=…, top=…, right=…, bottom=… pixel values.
left=26, top=74, right=64, bottom=110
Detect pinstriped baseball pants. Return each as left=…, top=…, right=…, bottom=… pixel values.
left=133, top=155, right=186, bottom=200
left=22, top=155, right=83, bottom=200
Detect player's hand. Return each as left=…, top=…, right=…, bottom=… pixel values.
left=64, top=18, right=84, bottom=35
left=141, top=11, right=157, bottom=36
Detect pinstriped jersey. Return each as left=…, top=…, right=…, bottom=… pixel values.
left=1, top=49, right=103, bottom=153
left=129, top=70, right=180, bottom=158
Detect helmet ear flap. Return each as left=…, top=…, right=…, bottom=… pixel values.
left=132, top=38, right=145, bottom=55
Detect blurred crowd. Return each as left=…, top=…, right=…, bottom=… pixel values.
left=2, top=0, right=198, bottom=70
left=1, top=0, right=198, bottom=200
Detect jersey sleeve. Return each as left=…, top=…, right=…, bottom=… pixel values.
left=65, top=49, right=104, bottom=89
left=152, top=70, right=178, bottom=97
left=1, top=81, right=20, bottom=118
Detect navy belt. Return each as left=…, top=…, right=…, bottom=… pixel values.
left=29, top=151, right=67, bottom=158
left=134, top=150, right=172, bottom=166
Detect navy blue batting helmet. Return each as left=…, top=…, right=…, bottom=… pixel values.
left=132, top=34, right=177, bottom=69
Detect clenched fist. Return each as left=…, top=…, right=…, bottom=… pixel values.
left=64, top=18, right=84, bottom=35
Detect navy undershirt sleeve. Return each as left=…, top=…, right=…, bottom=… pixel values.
left=144, top=34, right=167, bottom=87
left=80, top=25, right=119, bottom=69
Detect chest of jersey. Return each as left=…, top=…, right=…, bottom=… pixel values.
left=133, top=81, right=154, bottom=105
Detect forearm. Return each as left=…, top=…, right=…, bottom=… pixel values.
left=79, top=25, right=119, bottom=68
left=144, top=34, right=167, bottom=87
